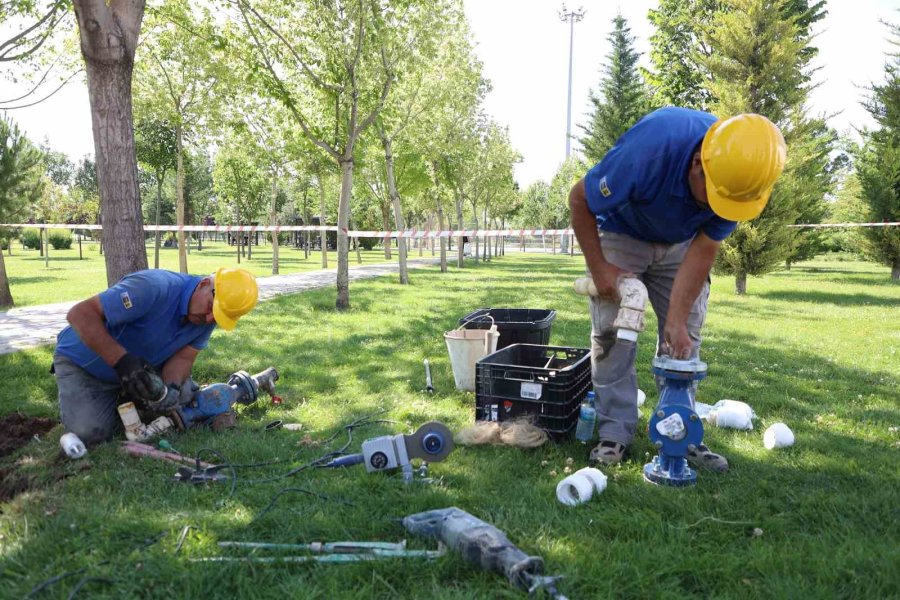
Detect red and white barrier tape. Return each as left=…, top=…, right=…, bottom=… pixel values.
left=0, top=224, right=575, bottom=238
left=788, top=222, right=900, bottom=229
left=4, top=222, right=896, bottom=236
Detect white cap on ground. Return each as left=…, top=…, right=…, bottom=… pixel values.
left=764, top=422, right=795, bottom=449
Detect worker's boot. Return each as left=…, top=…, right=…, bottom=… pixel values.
left=687, top=444, right=729, bottom=473
left=589, top=440, right=626, bottom=466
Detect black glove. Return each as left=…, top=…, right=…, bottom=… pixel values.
left=114, top=353, right=167, bottom=405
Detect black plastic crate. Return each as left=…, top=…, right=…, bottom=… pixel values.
left=475, top=398, right=583, bottom=441
left=475, top=344, right=591, bottom=440
left=458, top=308, right=556, bottom=349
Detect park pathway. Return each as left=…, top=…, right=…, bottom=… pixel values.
left=0, top=258, right=440, bottom=356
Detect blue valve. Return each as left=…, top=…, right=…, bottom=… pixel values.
left=643, top=356, right=706, bottom=487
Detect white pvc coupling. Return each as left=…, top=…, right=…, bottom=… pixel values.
left=556, top=467, right=608, bottom=506
left=60, top=432, right=86, bottom=459
left=764, top=423, right=795, bottom=449
left=707, top=399, right=755, bottom=430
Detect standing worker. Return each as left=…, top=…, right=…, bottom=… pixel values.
left=53, top=267, right=258, bottom=444
left=569, top=107, right=786, bottom=470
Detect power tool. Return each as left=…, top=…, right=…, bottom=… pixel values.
left=322, top=421, right=454, bottom=482
left=643, top=356, right=706, bottom=487
left=403, top=507, right=568, bottom=599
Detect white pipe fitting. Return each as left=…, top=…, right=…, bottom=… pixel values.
left=707, top=400, right=755, bottom=430
left=556, top=467, right=608, bottom=506
left=764, top=423, right=795, bottom=449
left=573, top=276, right=648, bottom=341
left=117, top=402, right=174, bottom=442
left=60, top=432, right=86, bottom=459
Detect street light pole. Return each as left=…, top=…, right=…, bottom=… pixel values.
left=560, top=4, right=585, bottom=158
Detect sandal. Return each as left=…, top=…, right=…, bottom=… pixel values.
left=687, top=444, right=729, bottom=473
left=590, top=440, right=626, bottom=466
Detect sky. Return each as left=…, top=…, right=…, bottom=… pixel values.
left=3, top=0, right=898, bottom=189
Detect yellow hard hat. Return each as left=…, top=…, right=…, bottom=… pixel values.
left=701, top=113, right=787, bottom=222
left=212, top=267, right=258, bottom=331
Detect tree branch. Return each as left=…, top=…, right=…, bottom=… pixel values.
left=0, top=5, right=67, bottom=62
left=0, top=68, right=83, bottom=109
left=235, top=0, right=343, bottom=95
left=237, top=0, right=340, bottom=162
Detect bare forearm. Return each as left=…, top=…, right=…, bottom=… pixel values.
left=667, top=234, right=719, bottom=327
left=569, top=179, right=625, bottom=297
left=67, top=298, right=127, bottom=367
left=161, top=347, right=199, bottom=385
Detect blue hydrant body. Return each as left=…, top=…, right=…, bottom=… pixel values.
left=643, top=357, right=706, bottom=487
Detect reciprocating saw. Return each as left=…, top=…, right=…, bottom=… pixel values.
left=402, top=507, right=569, bottom=599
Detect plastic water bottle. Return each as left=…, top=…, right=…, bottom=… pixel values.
left=575, top=391, right=597, bottom=444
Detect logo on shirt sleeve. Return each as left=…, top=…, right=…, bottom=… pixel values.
left=121, top=292, right=133, bottom=310
left=599, top=176, right=612, bottom=198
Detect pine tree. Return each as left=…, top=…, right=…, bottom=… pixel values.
left=0, top=117, right=45, bottom=307
left=577, top=13, right=651, bottom=165
left=855, top=21, right=900, bottom=280
left=699, top=0, right=831, bottom=293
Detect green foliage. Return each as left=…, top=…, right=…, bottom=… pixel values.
left=20, top=228, right=41, bottom=250
left=47, top=228, right=72, bottom=250
left=854, top=21, right=900, bottom=277
left=579, top=13, right=652, bottom=164
left=822, top=169, right=867, bottom=254
left=701, top=0, right=832, bottom=290
left=0, top=117, right=44, bottom=224
left=646, top=0, right=720, bottom=109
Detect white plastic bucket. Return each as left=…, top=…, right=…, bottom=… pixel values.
left=444, top=324, right=499, bottom=392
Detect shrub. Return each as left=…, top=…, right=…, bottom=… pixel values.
left=266, top=232, right=291, bottom=245
left=357, top=237, right=377, bottom=251
left=21, top=228, right=41, bottom=250
left=48, top=229, right=73, bottom=250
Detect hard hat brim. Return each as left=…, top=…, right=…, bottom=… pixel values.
left=213, top=299, right=237, bottom=331
left=706, top=181, right=772, bottom=222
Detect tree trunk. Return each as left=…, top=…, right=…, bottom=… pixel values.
left=0, top=251, right=14, bottom=308
left=382, top=135, right=408, bottom=284
left=455, top=195, right=464, bottom=269
left=735, top=272, right=747, bottom=295
left=381, top=202, right=392, bottom=260
left=269, top=169, right=279, bottom=275
left=350, top=216, right=362, bottom=265
left=175, top=124, right=187, bottom=273
left=336, top=157, right=353, bottom=310
left=891, top=260, right=899, bottom=281
left=73, top=0, right=148, bottom=286
left=438, top=206, right=447, bottom=273
left=318, top=175, right=327, bottom=268
left=154, top=169, right=163, bottom=269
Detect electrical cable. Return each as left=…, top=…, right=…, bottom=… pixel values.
left=24, top=532, right=166, bottom=599
left=252, top=487, right=355, bottom=522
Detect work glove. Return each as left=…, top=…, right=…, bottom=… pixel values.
left=114, top=353, right=167, bottom=406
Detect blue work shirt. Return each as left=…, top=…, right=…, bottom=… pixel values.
left=55, top=270, right=216, bottom=382
left=584, top=106, right=737, bottom=244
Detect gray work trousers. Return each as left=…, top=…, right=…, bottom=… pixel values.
left=54, top=355, right=197, bottom=444
left=589, top=232, right=709, bottom=445
left=54, top=354, right=122, bottom=444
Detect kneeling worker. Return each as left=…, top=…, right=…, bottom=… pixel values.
left=53, top=267, right=258, bottom=444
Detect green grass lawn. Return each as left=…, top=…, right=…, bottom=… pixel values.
left=1, top=238, right=427, bottom=307
left=0, top=254, right=898, bottom=598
